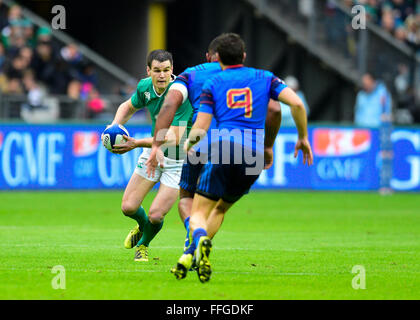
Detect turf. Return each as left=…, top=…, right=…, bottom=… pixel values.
left=0, top=191, right=419, bottom=300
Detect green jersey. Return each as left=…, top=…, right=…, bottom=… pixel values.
left=131, top=77, right=193, bottom=160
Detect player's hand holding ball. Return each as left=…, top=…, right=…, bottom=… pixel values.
left=112, top=135, right=139, bottom=154
left=101, top=124, right=130, bottom=153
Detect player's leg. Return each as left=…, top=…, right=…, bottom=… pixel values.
left=178, top=156, right=203, bottom=250
left=191, top=160, right=257, bottom=283
left=134, top=157, right=181, bottom=261
left=172, top=193, right=218, bottom=280
left=122, top=149, right=160, bottom=251
left=172, top=162, right=225, bottom=281
left=189, top=194, right=223, bottom=283
left=136, top=183, right=179, bottom=247
left=121, top=172, right=156, bottom=249
left=134, top=183, right=178, bottom=262
left=179, top=186, right=227, bottom=267
left=194, top=162, right=261, bottom=274
left=207, top=199, right=232, bottom=238
left=179, top=188, right=193, bottom=250
left=178, top=188, right=193, bottom=222
left=178, top=155, right=204, bottom=233
left=178, top=154, right=225, bottom=250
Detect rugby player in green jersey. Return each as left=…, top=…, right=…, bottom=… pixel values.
left=107, top=50, right=193, bottom=262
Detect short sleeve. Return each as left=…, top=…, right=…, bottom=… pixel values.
left=173, top=71, right=190, bottom=88
left=199, top=81, right=215, bottom=115
left=130, top=81, right=146, bottom=109
left=270, top=75, right=287, bottom=100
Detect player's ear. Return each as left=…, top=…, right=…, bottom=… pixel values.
left=206, top=52, right=210, bottom=62
left=243, top=52, right=247, bottom=63
left=146, top=66, right=151, bottom=76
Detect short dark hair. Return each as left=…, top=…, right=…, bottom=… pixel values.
left=213, top=33, right=245, bottom=65
left=208, top=35, right=224, bottom=55
left=146, top=49, right=173, bottom=68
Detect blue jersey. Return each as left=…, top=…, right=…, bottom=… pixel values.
left=174, top=62, right=222, bottom=123
left=199, top=65, right=287, bottom=151
left=174, top=61, right=222, bottom=154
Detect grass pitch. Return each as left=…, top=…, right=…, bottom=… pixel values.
left=0, top=191, right=419, bottom=300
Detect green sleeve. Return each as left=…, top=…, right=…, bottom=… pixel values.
left=171, top=100, right=193, bottom=127
left=130, top=80, right=146, bottom=109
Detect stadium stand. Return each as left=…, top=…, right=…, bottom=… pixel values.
left=0, top=0, right=144, bottom=123
left=0, top=0, right=419, bottom=124
left=242, top=0, right=420, bottom=123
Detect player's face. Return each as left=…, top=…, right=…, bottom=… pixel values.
left=362, top=75, right=375, bottom=92
left=147, top=60, right=173, bottom=94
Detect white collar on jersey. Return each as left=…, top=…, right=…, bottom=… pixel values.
left=152, top=74, right=176, bottom=97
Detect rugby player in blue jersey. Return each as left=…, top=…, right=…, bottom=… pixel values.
left=170, top=33, right=313, bottom=282
left=146, top=36, right=282, bottom=253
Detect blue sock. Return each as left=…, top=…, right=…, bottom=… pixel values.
left=184, top=217, right=191, bottom=250
left=193, top=228, right=208, bottom=249
left=184, top=227, right=194, bottom=254
left=184, top=239, right=196, bottom=255
left=184, top=216, right=190, bottom=230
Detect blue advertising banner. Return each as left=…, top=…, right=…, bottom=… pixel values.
left=257, top=127, right=380, bottom=190
left=0, top=124, right=419, bottom=191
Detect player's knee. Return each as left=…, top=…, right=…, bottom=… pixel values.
left=148, top=208, right=165, bottom=224
left=121, top=202, right=138, bottom=216
left=179, top=188, right=194, bottom=200
left=178, top=197, right=191, bottom=214
left=215, top=202, right=229, bottom=214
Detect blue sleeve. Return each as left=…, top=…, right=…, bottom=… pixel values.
left=199, top=81, right=215, bottom=115
left=270, top=75, right=287, bottom=100
left=174, top=70, right=190, bottom=89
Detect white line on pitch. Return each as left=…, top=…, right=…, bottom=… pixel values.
left=0, top=266, right=319, bottom=276
left=0, top=243, right=417, bottom=254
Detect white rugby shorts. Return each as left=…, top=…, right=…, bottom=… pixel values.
left=134, top=148, right=184, bottom=189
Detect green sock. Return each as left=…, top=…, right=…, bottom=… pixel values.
left=127, top=206, right=148, bottom=230
left=137, top=220, right=164, bottom=247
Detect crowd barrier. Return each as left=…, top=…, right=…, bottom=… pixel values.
left=0, top=124, right=419, bottom=191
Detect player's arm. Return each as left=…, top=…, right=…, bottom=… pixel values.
left=184, top=83, right=214, bottom=152
left=184, top=112, right=213, bottom=152
left=263, top=99, right=282, bottom=169
left=126, top=125, right=186, bottom=149
left=112, top=125, right=186, bottom=154
left=111, top=99, right=137, bottom=125
left=164, top=125, right=187, bottom=146
left=101, top=98, right=137, bottom=150
left=278, top=88, right=307, bottom=138
left=277, top=87, right=313, bottom=165
left=152, top=84, right=187, bottom=148
left=265, top=99, right=282, bottom=148
left=146, top=83, right=187, bottom=176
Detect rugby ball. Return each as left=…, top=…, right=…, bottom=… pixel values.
left=102, top=124, right=129, bottom=152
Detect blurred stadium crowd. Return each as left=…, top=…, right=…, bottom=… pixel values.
left=333, top=0, right=420, bottom=123
left=0, top=0, right=419, bottom=124
left=0, top=2, right=135, bottom=121
left=348, top=0, right=420, bottom=49
left=0, top=3, right=97, bottom=95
